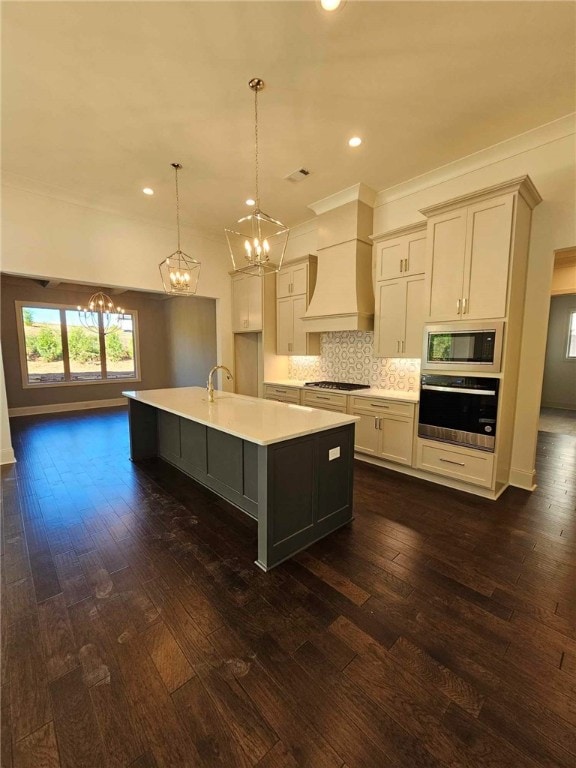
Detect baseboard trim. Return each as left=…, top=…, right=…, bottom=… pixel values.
left=509, top=467, right=537, bottom=491
left=540, top=402, right=576, bottom=411
left=8, top=397, right=127, bottom=418
left=0, top=447, right=16, bottom=465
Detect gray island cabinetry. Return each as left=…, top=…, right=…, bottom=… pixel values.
left=123, top=387, right=359, bottom=571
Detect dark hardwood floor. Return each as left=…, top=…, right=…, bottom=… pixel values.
left=1, top=407, right=575, bottom=768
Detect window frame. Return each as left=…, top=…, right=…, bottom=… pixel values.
left=566, top=308, right=576, bottom=362
left=15, top=299, right=141, bottom=388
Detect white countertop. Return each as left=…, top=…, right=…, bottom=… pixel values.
left=264, top=380, right=419, bottom=403
left=123, top=387, right=359, bottom=446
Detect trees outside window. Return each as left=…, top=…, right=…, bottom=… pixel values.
left=17, top=302, right=139, bottom=386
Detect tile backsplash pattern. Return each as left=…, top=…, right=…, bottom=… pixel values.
left=288, top=331, right=420, bottom=391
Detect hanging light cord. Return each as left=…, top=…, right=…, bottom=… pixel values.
left=173, top=162, right=182, bottom=252
left=254, top=85, right=260, bottom=210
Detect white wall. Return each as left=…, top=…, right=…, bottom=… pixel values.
left=1, top=182, right=234, bottom=390
left=371, top=115, right=576, bottom=489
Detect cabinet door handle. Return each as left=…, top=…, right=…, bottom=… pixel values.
left=374, top=417, right=379, bottom=430
left=462, top=297, right=468, bottom=314
left=378, top=418, right=383, bottom=430
left=401, top=340, right=405, bottom=353
left=288, top=342, right=292, bottom=352
left=404, top=258, right=409, bottom=272
left=440, top=458, right=466, bottom=467
left=456, top=298, right=461, bottom=314
left=399, top=259, right=403, bottom=273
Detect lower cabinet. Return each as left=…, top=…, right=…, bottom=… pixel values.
left=156, top=410, right=258, bottom=516
left=301, top=390, right=348, bottom=413
left=416, top=438, right=494, bottom=488
left=350, top=397, right=415, bottom=466
left=263, top=384, right=301, bottom=404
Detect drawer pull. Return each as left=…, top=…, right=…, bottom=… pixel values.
left=440, top=458, right=466, bottom=467
left=316, top=395, right=331, bottom=400
left=370, top=403, right=388, bottom=408
left=374, top=417, right=379, bottom=429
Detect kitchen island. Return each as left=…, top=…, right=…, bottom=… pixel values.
left=123, top=387, right=359, bottom=571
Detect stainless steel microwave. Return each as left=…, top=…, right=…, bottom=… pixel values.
left=422, top=321, right=504, bottom=373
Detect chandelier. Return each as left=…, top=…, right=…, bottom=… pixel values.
left=159, top=163, right=201, bottom=295
left=225, top=78, right=289, bottom=277
left=76, top=291, right=127, bottom=334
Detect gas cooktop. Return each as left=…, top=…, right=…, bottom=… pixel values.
left=304, top=381, right=371, bottom=392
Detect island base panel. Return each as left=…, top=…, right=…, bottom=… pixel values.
left=256, top=424, right=355, bottom=570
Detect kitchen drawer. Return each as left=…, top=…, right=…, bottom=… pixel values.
left=417, top=439, right=494, bottom=488
left=302, top=390, right=347, bottom=412
left=263, top=385, right=301, bottom=404
left=350, top=396, right=415, bottom=419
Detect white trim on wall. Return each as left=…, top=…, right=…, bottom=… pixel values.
left=0, top=448, right=16, bottom=465
left=8, top=397, right=127, bottom=417
left=373, top=113, right=575, bottom=209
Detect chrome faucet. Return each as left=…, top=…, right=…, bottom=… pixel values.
left=206, top=365, right=233, bottom=402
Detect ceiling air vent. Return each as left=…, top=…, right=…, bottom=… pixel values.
left=284, top=168, right=311, bottom=183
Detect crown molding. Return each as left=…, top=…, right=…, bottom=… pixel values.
left=308, top=183, right=378, bottom=216
left=374, top=114, right=575, bottom=210
left=419, top=174, right=542, bottom=218
left=370, top=221, right=427, bottom=242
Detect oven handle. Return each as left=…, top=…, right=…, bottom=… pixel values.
left=421, top=385, right=496, bottom=396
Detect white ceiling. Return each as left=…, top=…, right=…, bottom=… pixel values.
left=2, top=1, right=575, bottom=236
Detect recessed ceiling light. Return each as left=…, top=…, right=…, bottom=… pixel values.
left=246, top=198, right=256, bottom=206
left=142, top=187, right=154, bottom=195
left=321, top=0, right=342, bottom=11
left=348, top=137, right=362, bottom=148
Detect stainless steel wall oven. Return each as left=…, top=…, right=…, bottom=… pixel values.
left=418, top=374, right=500, bottom=452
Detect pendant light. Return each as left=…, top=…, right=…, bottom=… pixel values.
left=225, top=78, right=289, bottom=277
left=76, top=291, right=127, bottom=334
left=159, top=163, right=201, bottom=295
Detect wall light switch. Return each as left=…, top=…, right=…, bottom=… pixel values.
left=329, top=447, right=340, bottom=461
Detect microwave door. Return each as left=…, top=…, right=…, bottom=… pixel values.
left=451, top=334, right=476, bottom=361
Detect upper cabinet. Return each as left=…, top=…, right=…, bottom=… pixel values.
left=277, top=262, right=309, bottom=299
left=372, top=223, right=427, bottom=358
left=420, top=178, right=542, bottom=323
left=373, top=225, right=426, bottom=281
left=231, top=272, right=263, bottom=332
left=276, top=256, right=320, bottom=356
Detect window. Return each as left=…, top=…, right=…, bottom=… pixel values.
left=17, top=301, right=139, bottom=387
left=567, top=310, right=576, bottom=360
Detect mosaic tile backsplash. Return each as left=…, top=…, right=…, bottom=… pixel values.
left=288, top=331, right=420, bottom=391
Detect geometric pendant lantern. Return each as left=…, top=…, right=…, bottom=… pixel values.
left=225, top=78, right=289, bottom=277
left=159, top=163, right=201, bottom=295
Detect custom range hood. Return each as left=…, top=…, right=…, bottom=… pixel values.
left=302, top=184, right=376, bottom=333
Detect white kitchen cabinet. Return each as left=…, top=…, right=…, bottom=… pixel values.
left=423, top=193, right=514, bottom=322
left=276, top=256, right=320, bottom=355
left=263, top=384, right=301, bottom=404
left=301, top=389, right=348, bottom=412
left=232, top=272, right=263, bottom=332
left=350, top=397, right=415, bottom=466
left=374, top=276, right=425, bottom=358
left=277, top=262, right=309, bottom=299
left=372, top=223, right=426, bottom=282
left=416, top=438, right=494, bottom=488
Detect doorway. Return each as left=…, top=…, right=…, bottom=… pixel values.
left=539, top=247, right=576, bottom=436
